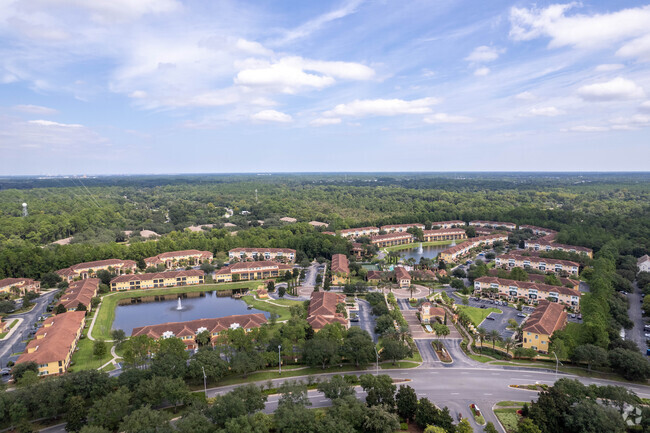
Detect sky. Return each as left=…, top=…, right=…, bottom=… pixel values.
left=1, top=0, right=650, bottom=175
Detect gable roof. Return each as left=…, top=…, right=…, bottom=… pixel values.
left=395, top=266, right=411, bottom=281
left=523, top=300, right=567, bottom=335
left=475, top=276, right=580, bottom=297
left=58, top=278, right=99, bottom=310
left=131, top=314, right=267, bottom=338
left=110, top=269, right=204, bottom=284
left=307, top=292, right=347, bottom=330
left=57, top=259, right=137, bottom=276
left=16, top=311, right=86, bottom=366
left=331, top=254, right=349, bottom=275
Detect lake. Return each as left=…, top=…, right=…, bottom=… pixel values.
left=112, top=291, right=270, bottom=335
left=398, top=242, right=454, bottom=261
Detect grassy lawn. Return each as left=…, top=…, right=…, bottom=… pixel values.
left=91, top=281, right=261, bottom=340
left=0, top=318, right=18, bottom=339
left=495, top=401, right=527, bottom=407
left=380, top=361, right=420, bottom=369
left=469, top=354, right=494, bottom=363
left=456, top=305, right=501, bottom=327
left=494, top=408, right=522, bottom=433
left=241, top=296, right=303, bottom=321
left=204, top=365, right=362, bottom=388
left=70, top=336, right=113, bottom=371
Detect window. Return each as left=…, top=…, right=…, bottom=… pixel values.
left=535, top=335, right=538, bottom=339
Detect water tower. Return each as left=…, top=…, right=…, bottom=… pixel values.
left=22, top=202, right=28, bottom=217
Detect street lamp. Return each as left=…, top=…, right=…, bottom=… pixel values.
left=201, top=366, right=207, bottom=399
left=374, top=346, right=379, bottom=375
left=551, top=351, right=562, bottom=380
left=278, top=345, right=282, bottom=375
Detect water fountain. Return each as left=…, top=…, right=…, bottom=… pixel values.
left=176, top=297, right=183, bottom=311
left=417, top=242, right=423, bottom=254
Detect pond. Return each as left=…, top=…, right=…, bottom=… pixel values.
left=398, top=242, right=454, bottom=261
left=112, top=291, right=270, bottom=335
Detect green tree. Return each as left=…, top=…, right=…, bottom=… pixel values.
left=341, top=327, right=375, bottom=367
left=17, top=370, right=38, bottom=388
left=509, top=267, right=529, bottom=281
left=186, top=348, right=228, bottom=384
left=484, top=422, right=499, bottom=433
left=111, top=329, right=126, bottom=347
left=79, top=427, right=110, bottom=433
left=571, top=344, right=608, bottom=371
left=55, top=303, right=68, bottom=314
left=11, top=361, right=38, bottom=382
left=195, top=329, right=211, bottom=347
left=175, top=411, right=213, bottom=433
left=381, top=338, right=410, bottom=364
left=230, top=350, right=265, bottom=378
left=457, top=418, right=473, bottom=433
left=360, top=374, right=396, bottom=407
left=608, top=348, right=650, bottom=381
left=93, top=340, right=107, bottom=359
left=95, top=270, right=112, bottom=286
left=303, top=337, right=339, bottom=369
left=41, top=272, right=62, bottom=288
left=64, top=396, right=87, bottom=433
left=278, top=285, right=286, bottom=298
left=489, top=329, right=501, bottom=350
left=395, top=385, right=418, bottom=421
left=87, top=387, right=132, bottom=431
left=433, top=323, right=450, bottom=338
left=517, top=418, right=542, bottom=433
left=317, top=375, right=355, bottom=400
left=424, top=427, right=447, bottom=433
left=134, top=376, right=190, bottom=411
left=363, top=405, right=400, bottom=433
left=414, top=397, right=439, bottom=429
left=151, top=337, right=188, bottom=378
left=76, top=302, right=87, bottom=312
left=119, top=405, right=172, bottom=433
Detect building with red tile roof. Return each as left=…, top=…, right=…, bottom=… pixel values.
left=339, top=226, right=380, bottom=238
left=110, top=270, right=204, bottom=291
left=144, top=250, right=213, bottom=269
left=56, top=259, right=138, bottom=282
left=522, top=300, right=567, bottom=353
left=469, top=221, right=517, bottom=230
left=524, top=240, right=593, bottom=258
left=430, top=220, right=465, bottom=228
left=0, top=278, right=40, bottom=295
left=131, top=314, right=267, bottom=350
left=15, top=311, right=85, bottom=376
left=215, top=261, right=293, bottom=283
left=330, top=254, right=350, bottom=285
left=423, top=228, right=467, bottom=242
left=370, top=232, right=414, bottom=248
left=380, top=223, right=425, bottom=233
left=307, top=292, right=347, bottom=331
left=394, top=266, right=411, bottom=289
left=474, top=276, right=580, bottom=310
left=228, top=247, right=296, bottom=263
left=57, top=278, right=99, bottom=311
left=495, top=254, right=580, bottom=275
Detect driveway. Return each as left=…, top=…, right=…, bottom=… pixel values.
left=350, top=299, right=378, bottom=343
left=626, top=281, right=646, bottom=354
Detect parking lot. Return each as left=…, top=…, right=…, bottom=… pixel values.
left=466, top=297, right=527, bottom=340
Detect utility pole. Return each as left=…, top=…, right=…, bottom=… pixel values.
left=278, top=344, right=282, bottom=375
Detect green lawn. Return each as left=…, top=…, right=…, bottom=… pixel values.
left=456, top=305, right=501, bottom=327
left=469, top=354, right=494, bottom=363
left=91, top=281, right=261, bottom=340
left=0, top=318, right=18, bottom=339
left=380, top=361, right=420, bottom=369
left=241, top=296, right=303, bottom=321
left=495, top=401, right=527, bottom=407
left=494, top=408, right=522, bottom=433
left=70, top=336, right=113, bottom=371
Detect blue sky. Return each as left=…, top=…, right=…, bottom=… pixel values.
left=1, top=0, right=649, bottom=175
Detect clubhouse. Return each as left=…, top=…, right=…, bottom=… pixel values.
left=395, top=266, right=411, bottom=289
left=0, top=278, right=40, bottom=295
left=56, top=259, right=138, bottom=282
left=307, top=292, right=348, bottom=331
left=144, top=250, right=213, bottom=269
left=214, top=261, right=293, bottom=283
left=228, top=248, right=296, bottom=263
left=495, top=254, right=580, bottom=275
left=15, top=311, right=85, bottom=376
left=524, top=240, right=593, bottom=258
left=331, top=254, right=350, bottom=285
left=474, top=276, right=581, bottom=310
left=131, top=314, right=268, bottom=351
left=57, top=278, right=99, bottom=311
left=110, top=270, right=204, bottom=291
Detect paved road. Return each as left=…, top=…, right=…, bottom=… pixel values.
left=350, top=299, right=378, bottom=342
left=0, top=290, right=58, bottom=369
left=626, top=281, right=646, bottom=355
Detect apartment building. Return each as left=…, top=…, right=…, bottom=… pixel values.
left=438, top=234, right=508, bottom=263
left=522, top=300, right=567, bottom=353
left=144, top=250, right=213, bottom=269
left=0, top=278, right=40, bottom=295
left=110, top=270, right=204, bottom=291
left=380, top=223, right=425, bottom=233
left=474, top=276, right=581, bottom=310
left=214, top=261, right=293, bottom=283
left=519, top=225, right=557, bottom=236
left=469, top=221, right=517, bottom=230
left=524, top=240, right=593, bottom=258
left=57, top=278, right=99, bottom=311
left=370, top=232, right=414, bottom=248
left=307, top=292, right=348, bottom=331
left=422, top=228, right=467, bottom=242
left=331, top=254, right=350, bottom=285
left=131, top=314, right=267, bottom=351
left=339, top=226, right=380, bottom=239
left=228, top=247, right=296, bottom=263
left=395, top=266, right=411, bottom=289
left=57, top=259, right=138, bottom=282
left=351, top=243, right=365, bottom=259
left=487, top=269, right=580, bottom=291
left=430, top=220, right=465, bottom=229
left=15, top=311, right=85, bottom=376
left=495, top=254, right=580, bottom=275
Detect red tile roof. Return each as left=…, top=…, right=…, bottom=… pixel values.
left=216, top=261, right=293, bottom=275
left=395, top=266, right=411, bottom=281
left=131, top=314, right=267, bottom=339
left=145, top=250, right=212, bottom=265
left=525, top=240, right=592, bottom=254
left=229, top=247, right=296, bottom=254
left=0, top=278, right=39, bottom=289
left=523, top=300, right=567, bottom=335
left=370, top=232, right=414, bottom=243
left=110, top=269, right=204, bottom=284
left=380, top=223, right=425, bottom=230
left=307, top=292, right=347, bottom=330
left=331, top=254, right=349, bottom=275
left=423, top=228, right=466, bottom=236
left=57, top=259, right=137, bottom=276
left=339, top=226, right=379, bottom=234
left=16, top=311, right=85, bottom=367
left=497, top=254, right=579, bottom=268
left=475, top=276, right=580, bottom=297
left=57, top=278, right=99, bottom=310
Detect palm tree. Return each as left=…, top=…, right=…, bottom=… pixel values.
left=503, top=337, right=514, bottom=356
left=489, top=330, right=501, bottom=350
left=477, top=327, right=488, bottom=353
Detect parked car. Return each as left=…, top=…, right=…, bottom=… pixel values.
left=570, top=314, right=576, bottom=319
left=517, top=313, right=527, bottom=318
left=644, top=333, right=650, bottom=338
left=480, top=305, right=487, bottom=309
left=485, top=316, right=495, bottom=320
left=350, top=314, right=359, bottom=322
left=0, top=368, right=11, bottom=376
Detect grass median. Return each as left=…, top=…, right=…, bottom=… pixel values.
left=91, top=281, right=261, bottom=340
left=456, top=305, right=501, bottom=327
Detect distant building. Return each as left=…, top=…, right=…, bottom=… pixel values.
left=469, top=221, right=517, bottom=230
left=370, top=232, right=414, bottom=248
left=522, top=300, right=567, bottom=353
left=519, top=225, right=557, bottom=236
left=307, top=292, right=348, bottom=331
left=330, top=254, right=350, bottom=285
left=15, top=311, right=85, bottom=376
left=430, top=220, right=465, bottom=229
left=474, top=276, right=581, bottom=311
left=144, top=250, right=213, bottom=269
left=395, top=266, right=411, bottom=289
left=57, top=278, right=99, bottom=311
left=110, top=270, right=204, bottom=291
left=280, top=217, right=297, bottom=223
left=309, top=221, right=329, bottom=228
left=495, top=254, right=579, bottom=275
left=438, top=234, right=508, bottom=263
left=638, top=255, right=650, bottom=273
left=131, top=314, right=267, bottom=351
left=57, top=259, right=138, bottom=282
left=0, top=278, right=40, bottom=295
left=524, top=240, right=593, bottom=258
left=215, top=261, right=293, bottom=283
left=380, top=223, right=425, bottom=233
left=339, top=226, right=379, bottom=239
left=228, top=247, right=296, bottom=263
left=257, top=288, right=269, bottom=299
left=420, top=302, right=445, bottom=324
left=422, top=228, right=467, bottom=242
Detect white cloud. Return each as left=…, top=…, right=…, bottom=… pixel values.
left=423, top=113, right=473, bottom=124
left=577, top=77, right=646, bottom=101
left=640, top=101, right=650, bottom=113
left=27, top=119, right=82, bottom=128
left=616, top=34, right=650, bottom=62
left=42, top=0, right=180, bottom=23
left=128, top=90, right=147, bottom=99
left=474, top=67, right=490, bottom=76
left=610, top=114, right=650, bottom=127
left=509, top=4, right=650, bottom=51
left=595, top=64, right=624, bottom=72
left=250, top=110, right=293, bottom=123
left=13, top=104, right=58, bottom=115
left=527, top=106, right=564, bottom=117
left=235, top=56, right=374, bottom=94
left=515, top=91, right=535, bottom=100
left=310, top=117, right=341, bottom=126
left=566, top=125, right=609, bottom=132
left=235, top=39, right=273, bottom=57
left=323, top=97, right=439, bottom=117
left=465, top=46, right=503, bottom=62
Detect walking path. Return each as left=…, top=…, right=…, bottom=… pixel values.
left=0, top=318, right=23, bottom=341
